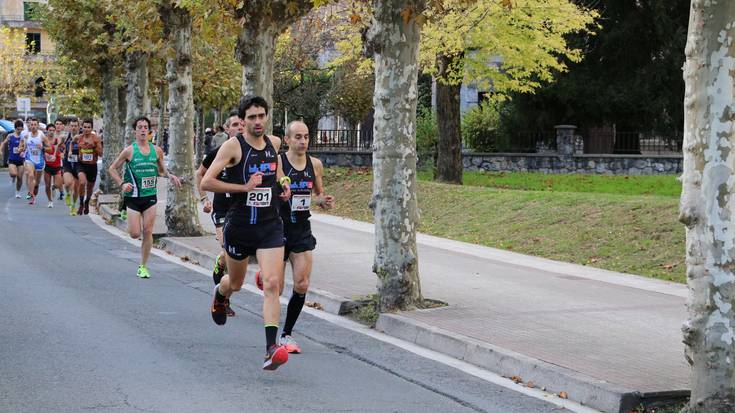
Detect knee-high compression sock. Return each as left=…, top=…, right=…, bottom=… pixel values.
left=265, top=325, right=279, bottom=351
left=282, top=291, right=306, bottom=337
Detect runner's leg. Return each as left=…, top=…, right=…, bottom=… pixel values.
left=140, top=204, right=157, bottom=267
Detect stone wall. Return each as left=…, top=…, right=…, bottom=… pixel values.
left=310, top=150, right=682, bottom=175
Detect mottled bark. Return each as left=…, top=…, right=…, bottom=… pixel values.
left=159, top=2, right=203, bottom=236
left=235, top=0, right=313, bottom=133
left=366, top=0, right=425, bottom=312
left=435, top=53, right=463, bottom=184
left=124, top=51, right=149, bottom=145
left=680, top=1, right=735, bottom=412
left=99, top=67, right=122, bottom=194
left=195, top=107, right=205, bottom=165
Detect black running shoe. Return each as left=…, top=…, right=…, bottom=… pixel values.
left=83, top=201, right=90, bottom=215
left=77, top=203, right=84, bottom=216
left=211, top=286, right=227, bottom=325
left=58, top=190, right=64, bottom=201
left=212, top=255, right=225, bottom=285
left=263, top=344, right=289, bottom=371
left=225, top=299, right=236, bottom=317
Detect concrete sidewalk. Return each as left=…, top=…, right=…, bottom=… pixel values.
left=97, top=187, right=690, bottom=413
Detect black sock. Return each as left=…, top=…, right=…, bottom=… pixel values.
left=215, top=287, right=226, bottom=303
left=282, top=291, right=306, bottom=337
left=265, top=325, right=279, bottom=350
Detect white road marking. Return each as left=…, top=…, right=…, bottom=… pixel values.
left=88, top=213, right=601, bottom=413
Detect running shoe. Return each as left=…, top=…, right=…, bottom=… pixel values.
left=224, top=298, right=236, bottom=317
left=28, top=195, right=35, bottom=205
left=77, top=203, right=84, bottom=216
left=279, top=335, right=302, bottom=354
left=15, top=192, right=21, bottom=199
left=58, top=190, right=64, bottom=201
left=64, top=192, right=71, bottom=206
left=212, top=255, right=225, bottom=285
left=211, top=286, right=227, bottom=325
left=255, top=270, right=263, bottom=290
left=47, top=201, right=53, bottom=208
left=120, top=209, right=127, bottom=221
left=263, top=345, right=289, bottom=371
left=137, top=265, right=151, bottom=279
left=83, top=201, right=90, bottom=215
left=25, top=193, right=31, bottom=200
left=70, top=203, right=77, bottom=216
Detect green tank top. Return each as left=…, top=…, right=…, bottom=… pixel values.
left=124, top=142, right=158, bottom=198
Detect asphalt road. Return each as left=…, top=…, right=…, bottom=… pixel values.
left=0, top=172, right=572, bottom=413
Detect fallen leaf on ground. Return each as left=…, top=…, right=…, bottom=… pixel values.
left=181, top=256, right=190, bottom=262
left=305, top=301, right=324, bottom=311
left=558, top=391, right=568, bottom=399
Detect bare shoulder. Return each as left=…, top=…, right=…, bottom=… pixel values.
left=309, top=155, right=324, bottom=170
left=155, top=145, right=164, bottom=157
left=268, top=135, right=282, bottom=150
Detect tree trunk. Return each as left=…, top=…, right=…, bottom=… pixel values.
left=124, top=51, right=149, bottom=146
left=435, top=53, right=463, bottom=184
left=159, top=2, right=203, bottom=237
left=99, top=67, right=122, bottom=194
left=157, top=85, right=167, bottom=145
left=366, top=0, right=424, bottom=312
left=235, top=0, right=314, bottom=134
left=680, top=1, right=735, bottom=412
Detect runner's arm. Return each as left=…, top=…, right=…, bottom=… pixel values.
left=0, top=136, right=7, bottom=156
left=201, top=139, right=253, bottom=193
left=311, top=157, right=333, bottom=209
left=155, top=146, right=181, bottom=188
left=95, top=137, right=103, bottom=156
left=108, top=146, right=133, bottom=191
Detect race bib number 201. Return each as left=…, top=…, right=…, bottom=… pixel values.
left=82, top=153, right=93, bottom=162
left=141, top=176, right=156, bottom=189
left=292, top=194, right=311, bottom=211
left=246, top=188, right=271, bottom=207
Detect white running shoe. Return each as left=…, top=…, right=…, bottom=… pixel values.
left=15, top=192, right=21, bottom=199
left=47, top=201, right=53, bottom=208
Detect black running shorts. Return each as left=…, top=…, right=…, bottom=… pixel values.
left=223, top=218, right=284, bottom=260
left=8, top=159, right=24, bottom=167
left=78, top=163, right=98, bottom=182
left=63, top=161, right=78, bottom=177
left=211, top=210, right=227, bottom=228
left=283, top=220, right=317, bottom=260
left=124, top=195, right=157, bottom=213
left=44, top=165, right=63, bottom=175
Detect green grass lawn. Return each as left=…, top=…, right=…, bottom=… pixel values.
left=323, top=168, right=685, bottom=283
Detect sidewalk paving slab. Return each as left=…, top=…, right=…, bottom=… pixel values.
left=96, top=181, right=691, bottom=413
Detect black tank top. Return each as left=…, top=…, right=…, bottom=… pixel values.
left=225, top=134, right=280, bottom=225
left=201, top=146, right=232, bottom=212
left=280, top=153, right=315, bottom=224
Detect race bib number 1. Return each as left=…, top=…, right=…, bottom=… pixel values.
left=292, top=194, right=311, bottom=211
left=82, top=153, right=93, bottom=162
left=141, top=176, right=156, bottom=189
left=246, top=187, right=272, bottom=207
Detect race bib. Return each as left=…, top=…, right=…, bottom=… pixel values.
left=82, top=153, right=93, bottom=162
left=12, top=147, right=19, bottom=154
left=246, top=187, right=272, bottom=207
left=30, top=148, right=40, bottom=156
left=68, top=154, right=78, bottom=162
left=292, top=194, right=311, bottom=211
left=45, top=153, right=56, bottom=162
left=141, top=176, right=156, bottom=189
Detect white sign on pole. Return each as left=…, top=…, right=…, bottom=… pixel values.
left=16, top=97, right=31, bottom=118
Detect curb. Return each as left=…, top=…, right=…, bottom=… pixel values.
left=376, top=313, right=647, bottom=413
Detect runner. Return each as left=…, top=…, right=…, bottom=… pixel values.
left=42, top=124, right=63, bottom=207
left=62, top=118, right=80, bottom=215
left=0, top=120, right=25, bottom=198
left=200, top=95, right=292, bottom=370
left=74, top=119, right=102, bottom=215
left=52, top=119, right=66, bottom=200
left=107, top=116, right=182, bottom=279
left=255, top=120, right=334, bottom=354
left=195, top=110, right=243, bottom=316
left=18, top=118, right=48, bottom=205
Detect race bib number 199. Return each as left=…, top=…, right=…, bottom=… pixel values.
left=141, top=176, right=156, bottom=189
left=246, top=188, right=272, bottom=207
left=292, top=194, right=311, bottom=211
left=82, top=153, right=93, bottom=162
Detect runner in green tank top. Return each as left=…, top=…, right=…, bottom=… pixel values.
left=124, top=141, right=159, bottom=198
left=108, top=116, right=182, bottom=279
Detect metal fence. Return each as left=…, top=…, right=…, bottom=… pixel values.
left=310, top=129, right=373, bottom=150
left=610, top=131, right=683, bottom=155
left=503, top=131, right=558, bottom=153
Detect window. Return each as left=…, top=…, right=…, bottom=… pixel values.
left=26, top=32, right=41, bottom=54
left=35, top=77, right=45, bottom=97
left=24, top=2, right=42, bottom=21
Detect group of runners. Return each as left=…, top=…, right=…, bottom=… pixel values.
left=1, top=117, right=102, bottom=214
left=3, top=95, right=331, bottom=372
